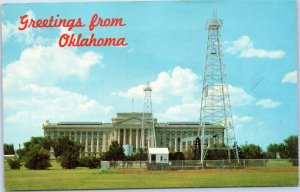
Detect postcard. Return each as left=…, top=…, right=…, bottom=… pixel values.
left=1, top=0, right=298, bottom=191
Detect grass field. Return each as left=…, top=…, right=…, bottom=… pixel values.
left=4, top=160, right=299, bottom=190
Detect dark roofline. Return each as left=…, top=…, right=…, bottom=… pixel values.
left=167, top=122, right=200, bottom=125
left=57, top=122, right=102, bottom=125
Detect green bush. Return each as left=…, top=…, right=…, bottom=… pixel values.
left=53, top=137, right=83, bottom=169
left=24, top=144, right=51, bottom=170
left=7, top=158, right=21, bottom=169
left=289, top=159, right=298, bottom=166
left=59, top=145, right=80, bottom=169
left=78, top=156, right=88, bottom=167
left=87, top=156, right=100, bottom=168
left=79, top=156, right=100, bottom=168
left=103, top=141, right=125, bottom=161
left=169, top=152, right=185, bottom=160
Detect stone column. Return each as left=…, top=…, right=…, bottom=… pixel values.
left=141, top=129, right=145, bottom=149
left=74, top=132, right=77, bottom=142
left=96, top=131, right=99, bottom=153
left=114, top=129, right=117, bottom=142
left=85, top=131, right=88, bottom=153
left=135, top=129, right=139, bottom=150
left=185, top=141, right=188, bottom=151
left=180, top=131, right=183, bottom=152
left=91, top=132, right=94, bottom=153
left=80, top=131, right=83, bottom=144
left=123, top=129, right=126, bottom=145
left=129, top=129, right=132, bottom=145
left=109, top=130, right=113, bottom=146
left=102, top=132, right=106, bottom=152
left=174, top=131, right=178, bottom=152
left=117, top=129, right=120, bottom=143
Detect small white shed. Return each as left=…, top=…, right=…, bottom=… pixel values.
left=148, top=148, right=169, bottom=163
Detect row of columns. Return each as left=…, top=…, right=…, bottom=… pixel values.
left=162, top=131, right=223, bottom=152
left=114, top=128, right=153, bottom=149
left=48, top=131, right=108, bottom=153
left=115, top=128, right=144, bottom=149
left=46, top=129, right=216, bottom=153
left=159, top=131, right=197, bottom=152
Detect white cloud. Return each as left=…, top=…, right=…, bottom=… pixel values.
left=233, top=115, right=253, bottom=124
left=2, top=21, right=15, bottom=43
left=2, top=10, right=51, bottom=45
left=6, top=84, right=113, bottom=123
left=115, top=67, right=201, bottom=121
left=233, top=115, right=253, bottom=129
left=114, top=67, right=255, bottom=122
left=281, top=70, right=297, bottom=84
left=116, top=66, right=199, bottom=102
left=3, top=25, right=109, bottom=145
left=228, top=85, right=255, bottom=106
left=3, top=43, right=103, bottom=90
left=256, top=98, right=281, bottom=108
left=4, top=83, right=113, bottom=144
left=226, top=35, right=285, bottom=59
left=156, top=100, right=200, bottom=122
left=204, top=84, right=254, bottom=107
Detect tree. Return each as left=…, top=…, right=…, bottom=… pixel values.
left=206, top=149, right=228, bottom=160
left=4, top=144, right=15, bottom=155
left=103, top=141, right=125, bottom=161
left=24, top=143, right=51, bottom=170
left=169, top=152, right=185, bottom=161
left=7, top=158, right=21, bottom=169
left=283, top=135, right=298, bottom=166
left=16, top=137, right=52, bottom=170
left=16, top=148, right=26, bottom=161
left=183, top=147, right=194, bottom=160
left=240, top=144, right=263, bottom=159
left=267, top=143, right=280, bottom=159
left=205, top=143, right=228, bottom=160
left=79, top=156, right=100, bottom=168
left=284, top=135, right=298, bottom=159
left=267, top=135, right=298, bottom=161
left=53, top=137, right=83, bottom=169
left=23, top=137, right=53, bottom=151
left=126, top=148, right=148, bottom=161
left=59, top=144, right=81, bottom=169
left=266, top=143, right=287, bottom=159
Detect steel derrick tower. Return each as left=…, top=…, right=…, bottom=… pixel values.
left=141, top=82, right=156, bottom=149
left=199, top=11, right=239, bottom=163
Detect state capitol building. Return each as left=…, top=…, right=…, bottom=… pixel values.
left=43, top=112, right=224, bottom=155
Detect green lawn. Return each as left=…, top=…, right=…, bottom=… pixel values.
left=266, top=159, right=294, bottom=167
left=4, top=161, right=299, bottom=190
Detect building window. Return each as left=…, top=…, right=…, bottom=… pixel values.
left=151, top=154, right=155, bottom=161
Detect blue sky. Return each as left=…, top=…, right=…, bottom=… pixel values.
left=2, top=0, right=298, bottom=150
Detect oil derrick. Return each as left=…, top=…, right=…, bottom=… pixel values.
left=141, top=82, right=156, bottom=149
left=199, top=10, right=239, bottom=163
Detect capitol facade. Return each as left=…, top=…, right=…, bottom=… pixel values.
left=43, top=112, right=224, bottom=155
